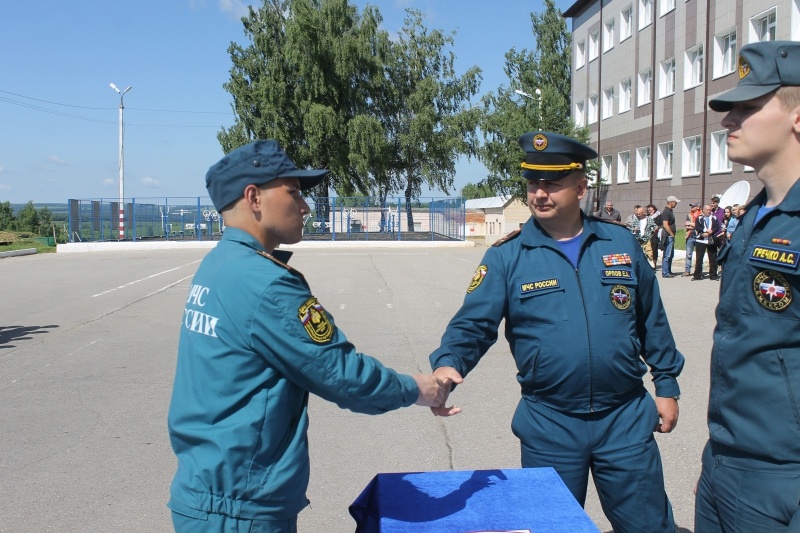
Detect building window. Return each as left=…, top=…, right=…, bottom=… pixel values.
left=659, top=57, right=676, bottom=98
left=602, top=86, right=614, bottom=119
left=618, top=151, right=631, bottom=183
left=657, top=141, right=674, bottom=179
left=713, top=29, right=737, bottom=78
left=685, top=44, right=704, bottom=89
left=660, top=0, right=676, bottom=16
left=575, top=100, right=585, bottom=127
left=619, top=78, right=632, bottom=113
left=601, top=155, right=613, bottom=184
left=751, top=8, right=777, bottom=42
left=636, top=147, right=651, bottom=181
left=639, top=0, right=653, bottom=28
left=604, top=19, right=615, bottom=52
left=620, top=6, right=633, bottom=41
left=589, top=32, right=600, bottom=61
left=576, top=40, right=586, bottom=69
left=588, top=93, right=599, bottom=124
left=682, top=136, right=702, bottom=176
left=638, top=68, right=652, bottom=106
left=711, top=131, right=732, bottom=173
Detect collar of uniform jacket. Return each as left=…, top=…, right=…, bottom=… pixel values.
left=520, top=213, right=615, bottom=248
left=219, top=226, right=294, bottom=264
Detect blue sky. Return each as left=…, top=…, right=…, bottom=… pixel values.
left=0, top=0, right=573, bottom=204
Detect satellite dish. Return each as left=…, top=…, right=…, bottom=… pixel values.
left=717, top=180, right=751, bottom=208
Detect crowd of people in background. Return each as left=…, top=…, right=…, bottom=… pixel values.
left=602, top=195, right=747, bottom=280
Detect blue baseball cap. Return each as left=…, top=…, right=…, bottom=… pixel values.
left=709, top=41, right=800, bottom=112
left=205, top=140, right=330, bottom=211
left=518, top=131, right=598, bottom=181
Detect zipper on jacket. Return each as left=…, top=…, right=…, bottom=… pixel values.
left=574, top=267, right=594, bottom=412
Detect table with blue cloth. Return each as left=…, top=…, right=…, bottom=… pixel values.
left=349, top=468, right=599, bottom=533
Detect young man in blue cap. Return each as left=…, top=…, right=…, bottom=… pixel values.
left=167, top=140, right=457, bottom=533
left=696, top=40, right=800, bottom=532
left=430, top=131, right=684, bottom=532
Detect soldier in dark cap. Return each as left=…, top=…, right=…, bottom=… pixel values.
left=696, top=40, right=800, bottom=532
left=430, top=131, right=684, bottom=532
left=167, top=140, right=456, bottom=533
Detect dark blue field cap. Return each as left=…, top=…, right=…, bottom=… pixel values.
left=519, top=131, right=598, bottom=181
left=205, top=140, right=330, bottom=211
left=709, top=41, right=800, bottom=112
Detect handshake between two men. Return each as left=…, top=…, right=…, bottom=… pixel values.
left=412, top=366, right=464, bottom=417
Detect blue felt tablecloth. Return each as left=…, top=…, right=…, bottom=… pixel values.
left=349, top=467, right=599, bottom=533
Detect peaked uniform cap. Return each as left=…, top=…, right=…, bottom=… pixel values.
left=518, top=131, right=598, bottom=181
left=709, top=41, right=800, bottom=112
left=205, top=140, right=330, bottom=211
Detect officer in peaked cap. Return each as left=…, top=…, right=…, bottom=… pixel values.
left=697, top=40, right=800, bottom=532
left=168, top=140, right=453, bottom=532
left=430, top=129, right=684, bottom=533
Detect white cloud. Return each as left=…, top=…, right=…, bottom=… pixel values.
left=0, top=184, right=10, bottom=192
left=218, top=0, right=250, bottom=19
left=103, top=178, right=115, bottom=186
left=46, top=155, right=66, bottom=165
left=141, top=177, right=160, bottom=188
left=0, top=166, right=4, bottom=173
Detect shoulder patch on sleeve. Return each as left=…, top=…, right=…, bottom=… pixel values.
left=492, top=228, right=522, bottom=247
left=298, top=297, right=334, bottom=343
left=467, top=265, right=488, bottom=294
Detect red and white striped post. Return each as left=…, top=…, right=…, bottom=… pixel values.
left=110, top=83, right=132, bottom=240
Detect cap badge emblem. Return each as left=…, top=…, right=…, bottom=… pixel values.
left=738, top=55, right=750, bottom=80
left=532, top=134, right=548, bottom=151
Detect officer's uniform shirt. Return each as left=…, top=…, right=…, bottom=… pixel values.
left=710, top=179, right=800, bottom=467
left=430, top=214, right=684, bottom=413
left=167, top=227, right=418, bottom=520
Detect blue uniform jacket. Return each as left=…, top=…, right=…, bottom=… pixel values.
left=711, top=179, right=800, bottom=466
left=430, top=215, right=683, bottom=413
left=167, top=228, right=419, bottom=520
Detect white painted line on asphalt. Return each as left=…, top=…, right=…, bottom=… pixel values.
left=340, top=304, right=346, bottom=309
left=91, top=260, right=201, bottom=298
left=145, top=274, right=194, bottom=299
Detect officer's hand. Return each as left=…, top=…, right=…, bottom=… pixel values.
left=412, top=372, right=461, bottom=416
left=429, top=367, right=463, bottom=417
left=654, top=396, right=679, bottom=433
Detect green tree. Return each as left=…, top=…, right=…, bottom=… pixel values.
left=0, top=201, right=14, bottom=231
left=478, top=0, right=589, bottom=201
left=381, top=9, right=482, bottom=228
left=461, top=182, right=497, bottom=200
left=16, top=201, right=39, bottom=233
left=38, top=206, right=53, bottom=236
left=219, top=0, right=387, bottom=195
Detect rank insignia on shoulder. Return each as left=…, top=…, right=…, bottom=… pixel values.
left=750, top=245, right=799, bottom=269
left=298, top=297, right=334, bottom=343
left=467, top=265, right=488, bottom=294
left=602, top=253, right=632, bottom=266
left=753, top=270, right=793, bottom=311
left=492, top=228, right=522, bottom=247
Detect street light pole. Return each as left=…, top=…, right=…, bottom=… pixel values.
left=515, top=88, right=543, bottom=122
left=110, top=83, right=132, bottom=240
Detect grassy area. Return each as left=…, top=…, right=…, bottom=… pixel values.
left=0, top=232, right=57, bottom=254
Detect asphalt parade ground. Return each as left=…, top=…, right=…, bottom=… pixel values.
left=0, top=245, right=715, bottom=532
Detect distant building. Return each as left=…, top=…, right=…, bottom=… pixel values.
left=563, top=0, right=798, bottom=217
left=465, top=196, right=530, bottom=244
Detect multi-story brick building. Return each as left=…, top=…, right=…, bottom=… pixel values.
left=564, top=0, right=799, bottom=219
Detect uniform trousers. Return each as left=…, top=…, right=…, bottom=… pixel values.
left=693, top=241, right=718, bottom=279
left=172, top=511, right=298, bottom=533
left=511, top=388, right=674, bottom=533
left=695, top=442, right=800, bottom=532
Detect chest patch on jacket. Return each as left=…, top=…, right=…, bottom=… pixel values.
left=753, top=270, right=793, bottom=312
left=602, top=268, right=632, bottom=280
left=520, top=278, right=560, bottom=294
left=298, top=297, right=333, bottom=343
left=467, top=265, right=488, bottom=294
left=750, top=245, right=799, bottom=269
left=602, top=253, right=632, bottom=266
left=610, top=284, right=632, bottom=310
